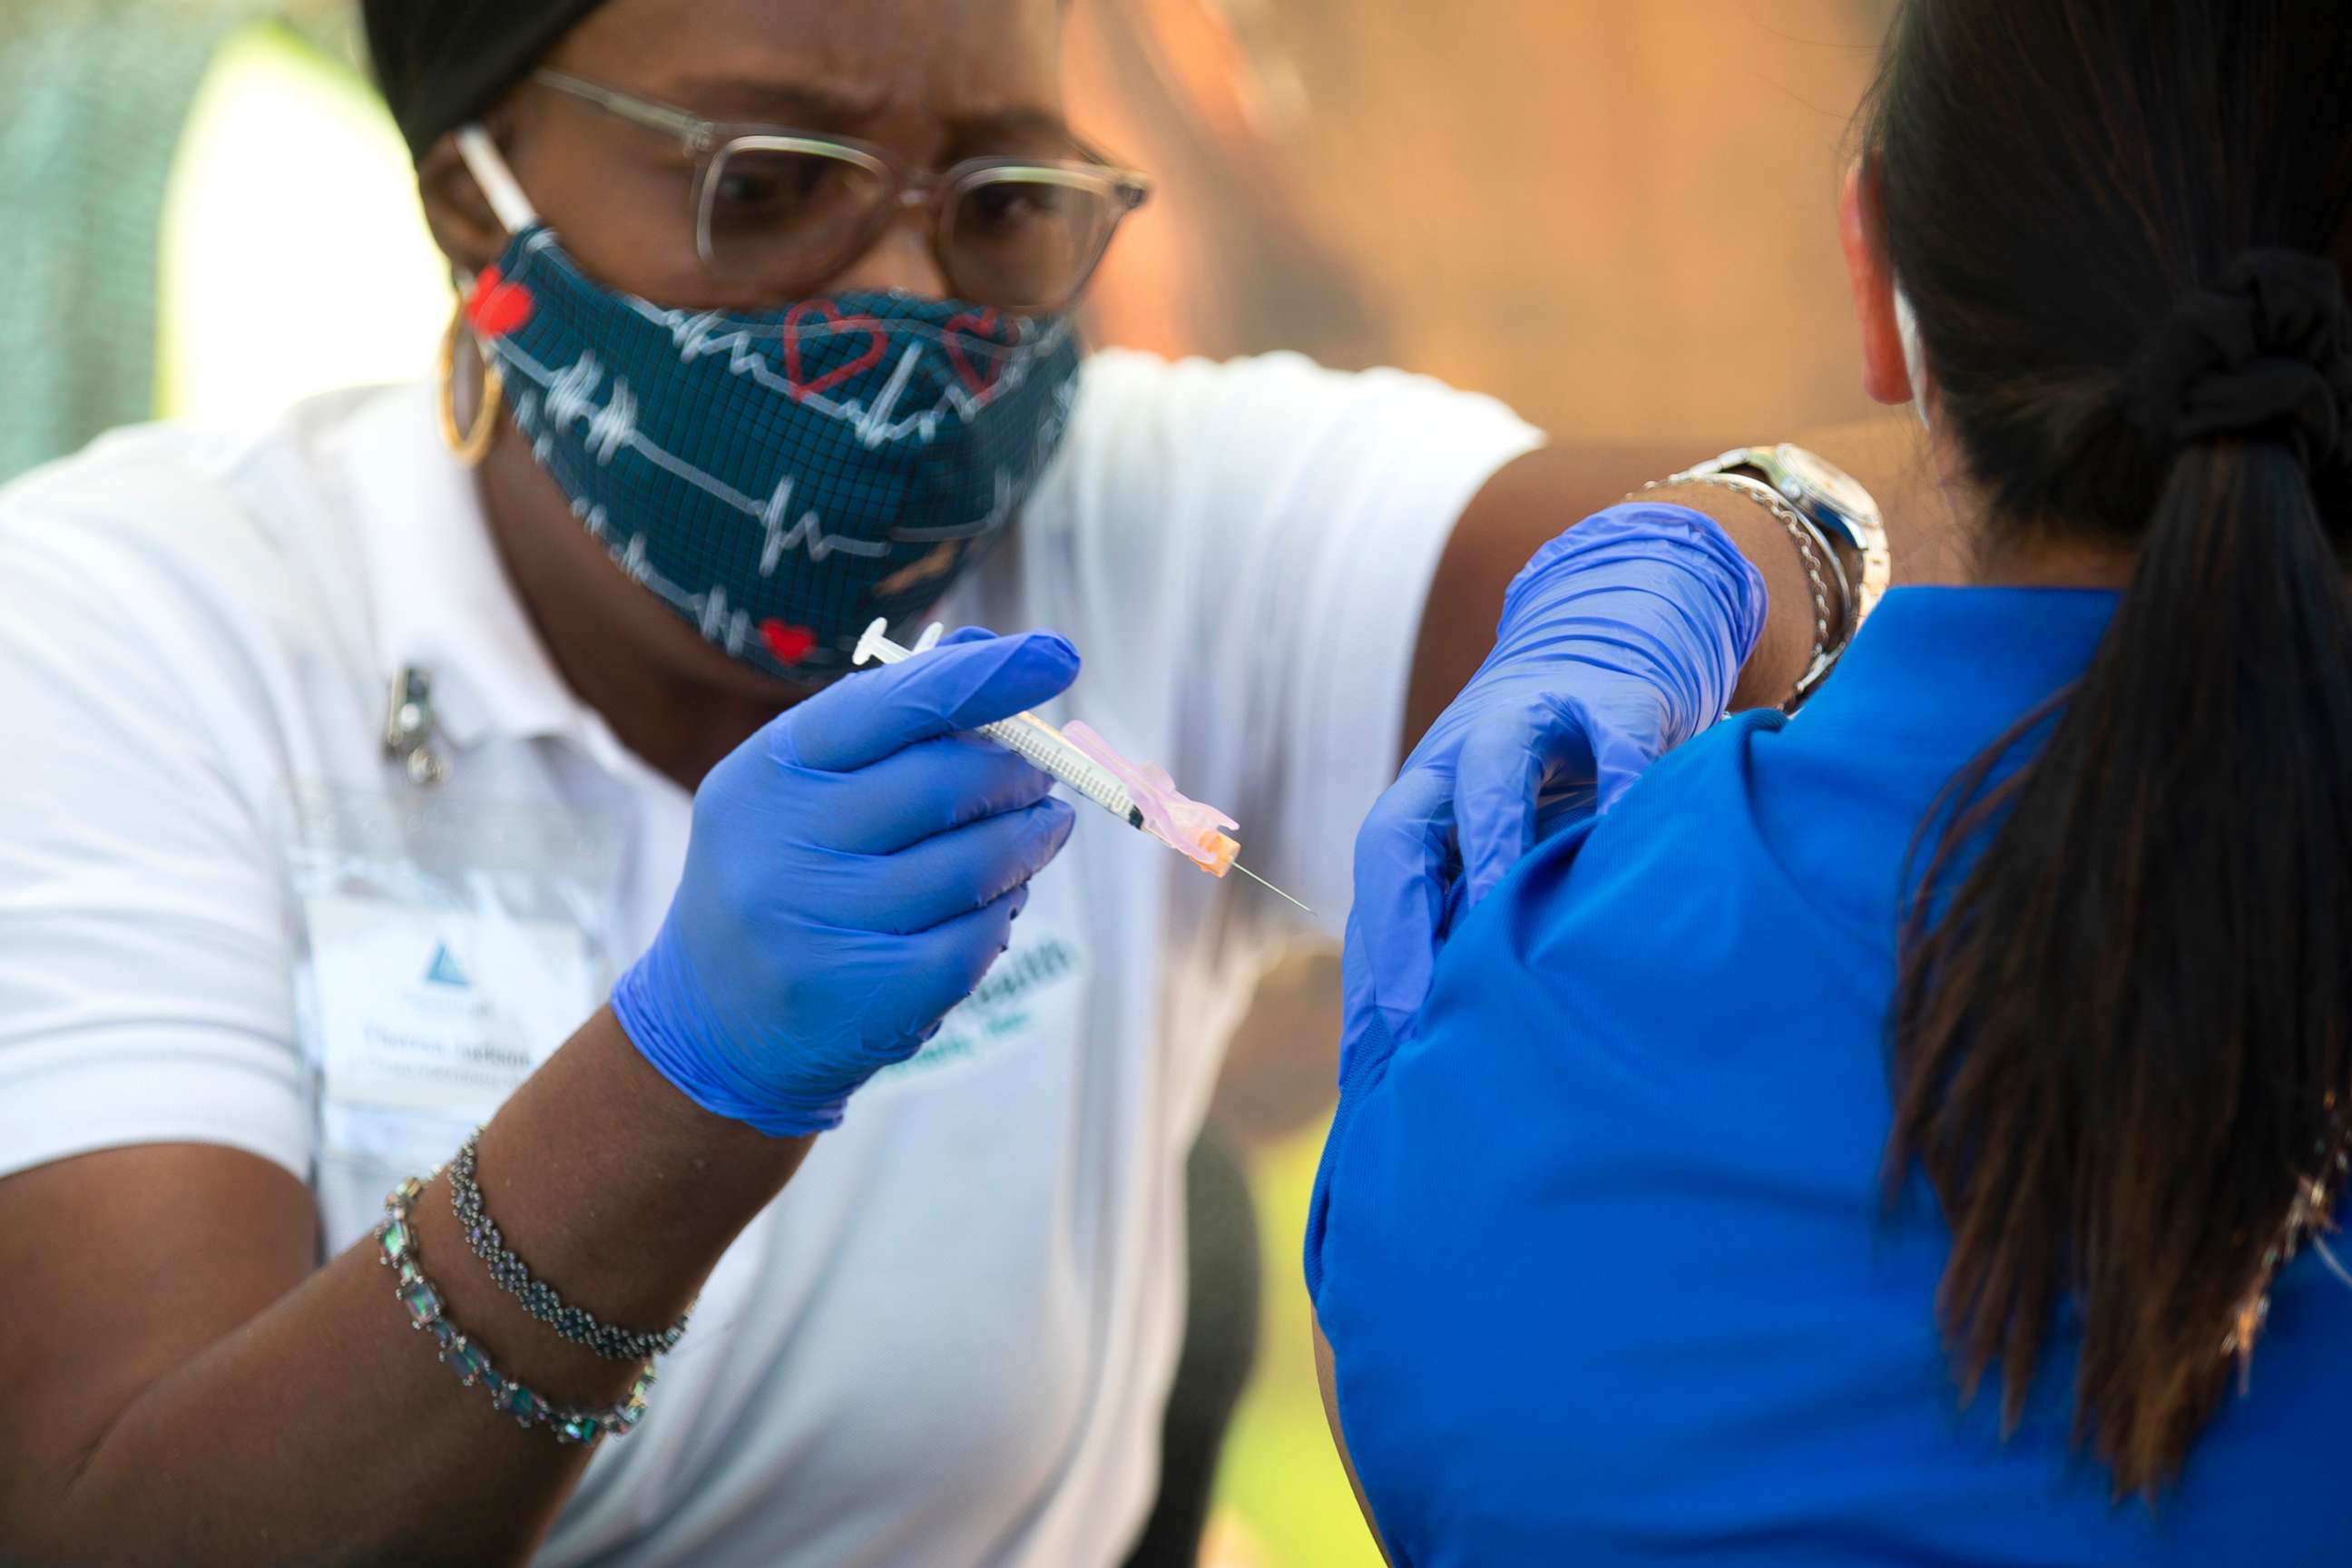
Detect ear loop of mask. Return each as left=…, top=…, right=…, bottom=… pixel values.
left=439, top=129, right=540, bottom=466
left=1894, top=284, right=1930, bottom=433
left=456, top=126, right=542, bottom=237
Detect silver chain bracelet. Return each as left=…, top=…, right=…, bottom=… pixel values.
left=449, top=1130, right=694, bottom=1363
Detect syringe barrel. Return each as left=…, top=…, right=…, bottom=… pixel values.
left=980, top=711, right=1135, bottom=821
left=854, top=621, right=1139, bottom=827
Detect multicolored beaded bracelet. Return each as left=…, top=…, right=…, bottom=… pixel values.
left=448, top=1131, right=692, bottom=1363
left=377, top=1176, right=657, bottom=1446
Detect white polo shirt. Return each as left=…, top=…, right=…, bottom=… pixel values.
left=0, top=348, right=1538, bottom=1566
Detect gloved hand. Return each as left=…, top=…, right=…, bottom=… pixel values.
left=612, top=627, right=1081, bottom=1135
left=1343, top=504, right=1767, bottom=1062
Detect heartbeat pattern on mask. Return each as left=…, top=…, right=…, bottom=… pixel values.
left=616, top=294, right=1063, bottom=448
left=469, top=226, right=1083, bottom=678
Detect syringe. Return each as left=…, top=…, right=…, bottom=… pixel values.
left=855, top=621, right=1313, bottom=915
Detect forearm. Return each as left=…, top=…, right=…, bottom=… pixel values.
left=19, top=1011, right=808, bottom=1567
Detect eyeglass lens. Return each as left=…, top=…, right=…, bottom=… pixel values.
left=944, top=169, right=1117, bottom=315
left=701, top=142, right=1122, bottom=312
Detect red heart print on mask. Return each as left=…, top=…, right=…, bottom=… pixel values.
left=781, top=302, right=887, bottom=400
left=760, top=621, right=818, bottom=665
left=945, top=309, right=1021, bottom=394
left=465, top=266, right=536, bottom=338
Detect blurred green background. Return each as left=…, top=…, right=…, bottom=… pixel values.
left=1211, top=1129, right=1374, bottom=1567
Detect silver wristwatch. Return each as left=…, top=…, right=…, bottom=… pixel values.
left=1672, top=445, right=1892, bottom=696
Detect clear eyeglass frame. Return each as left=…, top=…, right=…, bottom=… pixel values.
left=530, top=67, right=1153, bottom=314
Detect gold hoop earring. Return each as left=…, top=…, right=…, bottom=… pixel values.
left=436, top=310, right=505, bottom=469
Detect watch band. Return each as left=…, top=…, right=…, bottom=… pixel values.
left=1678, top=446, right=1890, bottom=620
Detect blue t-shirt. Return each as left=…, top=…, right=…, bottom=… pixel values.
left=1308, top=587, right=2352, bottom=1567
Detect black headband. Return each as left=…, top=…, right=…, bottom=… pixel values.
left=362, top=0, right=611, bottom=161
left=2122, top=250, right=2352, bottom=471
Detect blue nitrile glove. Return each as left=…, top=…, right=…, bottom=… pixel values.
left=612, top=627, right=1082, bottom=1136
left=1342, top=504, right=1768, bottom=1063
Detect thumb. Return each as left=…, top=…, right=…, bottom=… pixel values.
left=1587, top=710, right=1665, bottom=815
left=1342, top=769, right=1458, bottom=1050
left=778, top=629, right=1081, bottom=772
left=1452, top=705, right=1590, bottom=912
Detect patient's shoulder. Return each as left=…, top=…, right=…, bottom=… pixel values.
left=1439, top=711, right=1817, bottom=1024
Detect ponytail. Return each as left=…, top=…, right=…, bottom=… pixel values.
left=1887, top=427, right=2352, bottom=1494
left=1865, top=0, right=2352, bottom=1500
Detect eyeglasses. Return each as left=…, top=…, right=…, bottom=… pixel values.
left=530, top=69, right=1152, bottom=315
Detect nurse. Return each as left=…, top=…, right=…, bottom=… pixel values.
left=1310, top=0, right=2352, bottom=1562
left=0, top=2, right=1886, bottom=1563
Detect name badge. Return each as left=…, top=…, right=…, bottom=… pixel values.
left=305, top=892, right=596, bottom=1120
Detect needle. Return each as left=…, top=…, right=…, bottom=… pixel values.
left=1233, top=861, right=1316, bottom=916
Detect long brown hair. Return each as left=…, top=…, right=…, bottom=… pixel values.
left=1867, top=0, right=2352, bottom=1494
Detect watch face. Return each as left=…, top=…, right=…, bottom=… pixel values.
left=1769, top=444, right=1880, bottom=528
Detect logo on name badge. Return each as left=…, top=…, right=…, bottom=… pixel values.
left=423, top=942, right=473, bottom=990
left=299, top=892, right=595, bottom=1132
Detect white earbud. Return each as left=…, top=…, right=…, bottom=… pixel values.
left=1894, top=284, right=1931, bottom=433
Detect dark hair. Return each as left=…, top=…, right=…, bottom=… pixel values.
left=1866, top=0, right=2352, bottom=1494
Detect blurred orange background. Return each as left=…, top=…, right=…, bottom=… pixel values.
left=1071, top=0, right=1896, bottom=440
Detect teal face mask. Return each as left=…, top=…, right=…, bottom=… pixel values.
left=455, top=133, right=1083, bottom=680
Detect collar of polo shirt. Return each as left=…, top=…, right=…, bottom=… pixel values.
left=329, top=387, right=604, bottom=762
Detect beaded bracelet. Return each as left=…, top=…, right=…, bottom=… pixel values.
left=447, top=1131, right=694, bottom=1362
left=377, top=1177, right=656, bottom=1446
